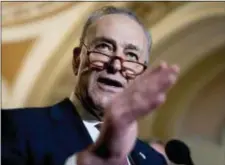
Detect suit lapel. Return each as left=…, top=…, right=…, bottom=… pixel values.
left=130, top=139, right=167, bottom=165
left=49, top=99, right=166, bottom=165
left=49, top=98, right=93, bottom=156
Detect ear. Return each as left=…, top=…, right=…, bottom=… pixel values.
left=72, top=47, right=81, bottom=75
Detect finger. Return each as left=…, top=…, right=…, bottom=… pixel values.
left=138, top=65, right=178, bottom=96
left=157, top=93, right=166, bottom=103
left=168, top=65, right=179, bottom=84
left=135, top=66, right=174, bottom=94
left=142, top=93, right=166, bottom=114
left=156, top=69, right=178, bottom=92
left=168, top=73, right=177, bottom=84
left=159, top=61, right=168, bottom=69
left=150, top=93, right=166, bottom=109
left=171, top=64, right=180, bottom=73
left=144, top=61, right=169, bottom=77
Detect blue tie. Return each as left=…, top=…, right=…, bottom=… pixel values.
left=95, top=123, right=101, bottom=130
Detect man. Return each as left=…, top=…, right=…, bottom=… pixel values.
left=2, top=6, right=179, bottom=165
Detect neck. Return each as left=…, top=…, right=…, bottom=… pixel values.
left=74, top=90, right=103, bottom=121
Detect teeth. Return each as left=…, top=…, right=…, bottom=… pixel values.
left=98, top=77, right=123, bottom=87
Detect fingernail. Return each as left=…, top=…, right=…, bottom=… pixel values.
left=171, top=65, right=180, bottom=73
left=157, top=94, right=165, bottom=102
left=160, top=62, right=167, bottom=69
left=169, top=74, right=177, bottom=83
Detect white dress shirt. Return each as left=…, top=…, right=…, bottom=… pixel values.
left=64, top=94, right=130, bottom=165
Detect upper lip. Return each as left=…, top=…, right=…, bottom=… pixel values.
left=97, top=77, right=124, bottom=88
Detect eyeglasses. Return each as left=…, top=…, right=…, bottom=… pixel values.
left=82, top=42, right=147, bottom=79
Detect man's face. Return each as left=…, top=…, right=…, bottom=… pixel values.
left=74, top=14, right=149, bottom=111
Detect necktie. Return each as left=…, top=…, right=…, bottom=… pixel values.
left=95, top=123, right=101, bottom=130
left=94, top=123, right=129, bottom=165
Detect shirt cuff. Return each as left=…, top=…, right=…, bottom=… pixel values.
left=65, top=154, right=77, bottom=165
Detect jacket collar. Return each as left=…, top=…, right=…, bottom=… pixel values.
left=49, top=98, right=79, bottom=121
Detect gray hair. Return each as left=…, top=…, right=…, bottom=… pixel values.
left=80, top=6, right=152, bottom=63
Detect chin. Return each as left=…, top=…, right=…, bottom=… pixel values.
left=89, top=87, right=117, bottom=110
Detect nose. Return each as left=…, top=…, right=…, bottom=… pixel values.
left=113, top=59, right=122, bottom=71
left=106, top=57, right=122, bottom=74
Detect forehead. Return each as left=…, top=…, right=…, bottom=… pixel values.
left=86, top=14, right=148, bottom=58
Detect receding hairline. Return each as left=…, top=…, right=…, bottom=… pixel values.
left=87, top=14, right=148, bottom=43
left=79, top=6, right=152, bottom=64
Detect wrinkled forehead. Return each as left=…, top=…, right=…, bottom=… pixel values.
left=85, top=14, right=149, bottom=61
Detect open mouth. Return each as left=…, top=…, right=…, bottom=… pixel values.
left=97, top=77, right=123, bottom=88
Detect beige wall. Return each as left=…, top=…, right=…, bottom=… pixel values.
left=2, top=2, right=225, bottom=165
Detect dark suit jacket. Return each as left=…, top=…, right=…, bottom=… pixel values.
left=2, top=98, right=167, bottom=165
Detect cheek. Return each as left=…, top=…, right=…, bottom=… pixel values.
left=87, top=71, right=98, bottom=91
left=78, top=70, right=93, bottom=92
left=125, top=78, right=134, bottom=88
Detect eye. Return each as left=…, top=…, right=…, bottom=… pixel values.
left=95, top=43, right=112, bottom=52
left=126, top=52, right=138, bottom=61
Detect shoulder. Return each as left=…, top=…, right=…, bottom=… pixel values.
left=1, top=98, right=71, bottom=123
left=2, top=98, right=76, bottom=134
left=2, top=106, right=52, bottom=134
left=2, top=106, right=51, bottom=124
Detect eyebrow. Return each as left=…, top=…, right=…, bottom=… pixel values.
left=90, top=36, right=116, bottom=47
left=90, top=36, right=142, bottom=54
left=124, top=43, right=141, bottom=53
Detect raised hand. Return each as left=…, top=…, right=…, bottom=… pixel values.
left=78, top=62, right=180, bottom=165
left=110, top=61, right=179, bottom=125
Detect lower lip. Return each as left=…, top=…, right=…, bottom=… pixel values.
left=97, top=82, right=123, bottom=93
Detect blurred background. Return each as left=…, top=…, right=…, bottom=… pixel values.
left=1, top=2, right=225, bottom=165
